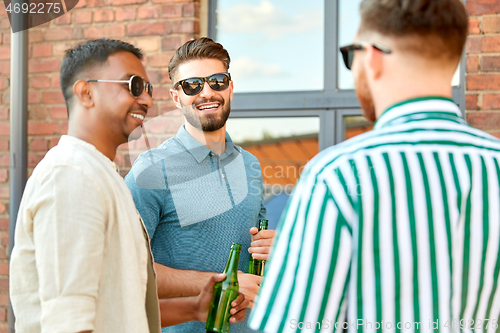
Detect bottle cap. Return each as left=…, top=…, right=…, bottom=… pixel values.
left=231, top=243, right=242, bottom=250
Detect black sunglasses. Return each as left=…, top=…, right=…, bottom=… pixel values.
left=87, top=75, right=153, bottom=98
left=173, top=72, right=231, bottom=96
left=339, top=42, right=392, bottom=70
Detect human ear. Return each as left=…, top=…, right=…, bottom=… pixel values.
left=170, top=89, right=182, bottom=109
left=73, top=80, right=94, bottom=108
left=366, top=45, right=383, bottom=81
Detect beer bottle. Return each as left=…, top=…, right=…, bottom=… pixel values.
left=248, top=219, right=268, bottom=276
left=205, top=243, right=241, bottom=333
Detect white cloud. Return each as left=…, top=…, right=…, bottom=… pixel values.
left=230, top=57, right=285, bottom=81
left=218, top=0, right=322, bottom=40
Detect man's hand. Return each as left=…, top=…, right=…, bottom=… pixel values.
left=196, top=273, right=249, bottom=323
left=237, top=271, right=262, bottom=308
left=248, top=227, right=276, bottom=261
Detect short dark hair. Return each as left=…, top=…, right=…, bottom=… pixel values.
left=60, top=38, right=143, bottom=113
left=168, top=37, right=230, bottom=83
left=359, top=0, right=468, bottom=60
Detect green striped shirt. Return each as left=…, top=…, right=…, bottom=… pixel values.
left=248, top=97, right=500, bottom=333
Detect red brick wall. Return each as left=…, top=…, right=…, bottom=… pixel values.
left=0, top=0, right=497, bottom=330
left=466, top=0, right=500, bottom=136
left=0, top=0, right=201, bottom=331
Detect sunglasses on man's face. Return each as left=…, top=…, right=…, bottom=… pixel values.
left=87, top=75, right=153, bottom=98
left=339, top=42, right=392, bottom=70
left=173, top=72, right=231, bottom=96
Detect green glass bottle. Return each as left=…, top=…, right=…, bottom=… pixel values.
left=205, top=243, right=241, bottom=333
left=248, top=219, right=268, bottom=276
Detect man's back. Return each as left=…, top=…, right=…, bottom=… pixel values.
left=250, top=97, right=500, bottom=332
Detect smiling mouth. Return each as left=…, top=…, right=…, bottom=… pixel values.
left=196, top=103, right=220, bottom=112
left=129, top=113, right=145, bottom=121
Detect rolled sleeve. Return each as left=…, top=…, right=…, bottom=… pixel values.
left=32, top=165, right=108, bottom=332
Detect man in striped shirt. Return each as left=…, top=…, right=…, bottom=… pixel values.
left=248, top=1, right=500, bottom=332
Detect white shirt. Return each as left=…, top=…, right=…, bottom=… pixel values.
left=10, top=135, right=161, bottom=333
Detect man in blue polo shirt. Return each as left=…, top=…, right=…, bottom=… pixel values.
left=125, top=37, right=274, bottom=333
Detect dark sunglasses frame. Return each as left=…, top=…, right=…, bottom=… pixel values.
left=87, top=75, right=153, bottom=98
left=339, top=42, right=392, bottom=70
left=173, top=72, right=231, bottom=96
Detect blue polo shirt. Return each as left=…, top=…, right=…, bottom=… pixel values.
left=125, top=125, right=266, bottom=333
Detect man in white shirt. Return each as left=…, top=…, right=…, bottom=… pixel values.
left=10, top=38, right=247, bottom=333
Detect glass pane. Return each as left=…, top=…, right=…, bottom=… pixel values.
left=226, top=117, right=320, bottom=228
left=338, top=0, right=461, bottom=89
left=216, top=0, right=324, bottom=93
left=342, top=115, right=373, bottom=141
left=338, top=0, right=362, bottom=90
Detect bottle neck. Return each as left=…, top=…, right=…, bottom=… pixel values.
left=224, top=249, right=241, bottom=280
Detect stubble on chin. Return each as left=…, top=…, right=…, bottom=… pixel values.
left=354, top=65, right=377, bottom=123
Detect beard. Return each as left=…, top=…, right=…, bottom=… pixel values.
left=181, top=96, right=231, bottom=132
left=354, top=64, right=376, bottom=123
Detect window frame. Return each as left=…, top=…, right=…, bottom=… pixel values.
left=208, top=0, right=466, bottom=148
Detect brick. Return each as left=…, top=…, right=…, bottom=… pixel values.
left=31, top=138, right=48, bottom=151
left=84, top=25, right=126, bottom=39
left=0, top=219, right=8, bottom=231
left=110, top=0, right=147, bottom=5
left=146, top=70, right=161, bottom=84
left=466, top=94, right=479, bottom=110
left=0, top=47, right=9, bottom=60
left=161, top=4, right=182, bottom=18
left=138, top=6, right=160, bottom=19
left=0, top=78, right=8, bottom=90
left=0, top=294, right=8, bottom=307
left=151, top=87, right=170, bottom=101
left=0, top=140, right=8, bottom=151
left=31, top=76, right=51, bottom=89
left=162, top=36, right=182, bottom=51
left=127, top=22, right=170, bottom=36
left=0, top=170, right=7, bottom=183
left=467, top=112, right=500, bottom=130
left=0, top=109, right=7, bottom=120
left=73, top=10, right=92, bottom=24
left=28, top=122, right=59, bottom=135
left=170, top=20, right=199, bottom=34
left=0, top=17, right=9, bottom=29
left=43, top=91, right=65, bottom=104
left=0, top=156, right=8, bottom=167
left=148, top=53, right=172, bottom=68
left=0, top=307, right=5, bottom=322
left=28, top=91, right=41, bottom=104
left=147, top=115, right=184, bottom=134
left=50, top=107, right=68, bottom=119
left=54, top=14, right=71, bottom=25
left=51, top=76, right=61, bottom=88
left=467, top=1, right=500, bottom=15
left=29, top=106, right=49, bottom=120
left=160, top=103, right=181, bottom=116
left=483, top=94, right=500, bottom=110
left=50, top=137, right=60, bottom=148
left=86, top=0, right=106, bottom=7
left=0, top=124, right=8, bottom=136
left=28, top=30, right=42, bottom=43
left=28, top=153, right=44, bottom=167
left=145, top=103, right=158, bottom=117
left=2, top=34, right=10, bottom=45
left=33, top=44, right=52, bottom=58
left=483, top=16, right=500, bottom=33
left=469, top=18, right=481, bottom=35
left=482, top=56, right=500, bottom=72
left=0, top=278, right=7, bottom=291
left=94, top=9, right=114, bottom=22
left=182, top=2, right=197, bottom=17
left=116, top=7, right=136, bottom=21
left=136, top=38, right=159, bottom=52
left=0, top=233, right=7, bottom=247
left=466, top=37, right=482, bottom=54
left=44, top=28, right=77, bottom=41
left=53, top=42, right=78, bottom=57
left=0, top=62, right=9, bottom=75
left=467, top=74, right=500, bottom=90
left=75, top=0, right=87, bottom=8
left=28, top=59, right=61, bottom=73
left=482, top=36, right=500, bottom=53
left=0, top=263, right=8, bottom=275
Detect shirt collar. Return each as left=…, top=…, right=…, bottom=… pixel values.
left=59, top=135, right=120, bottom=173
left=176, top=125, right=240, bottom=163
left=374, top=96, right=464, bottom=130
